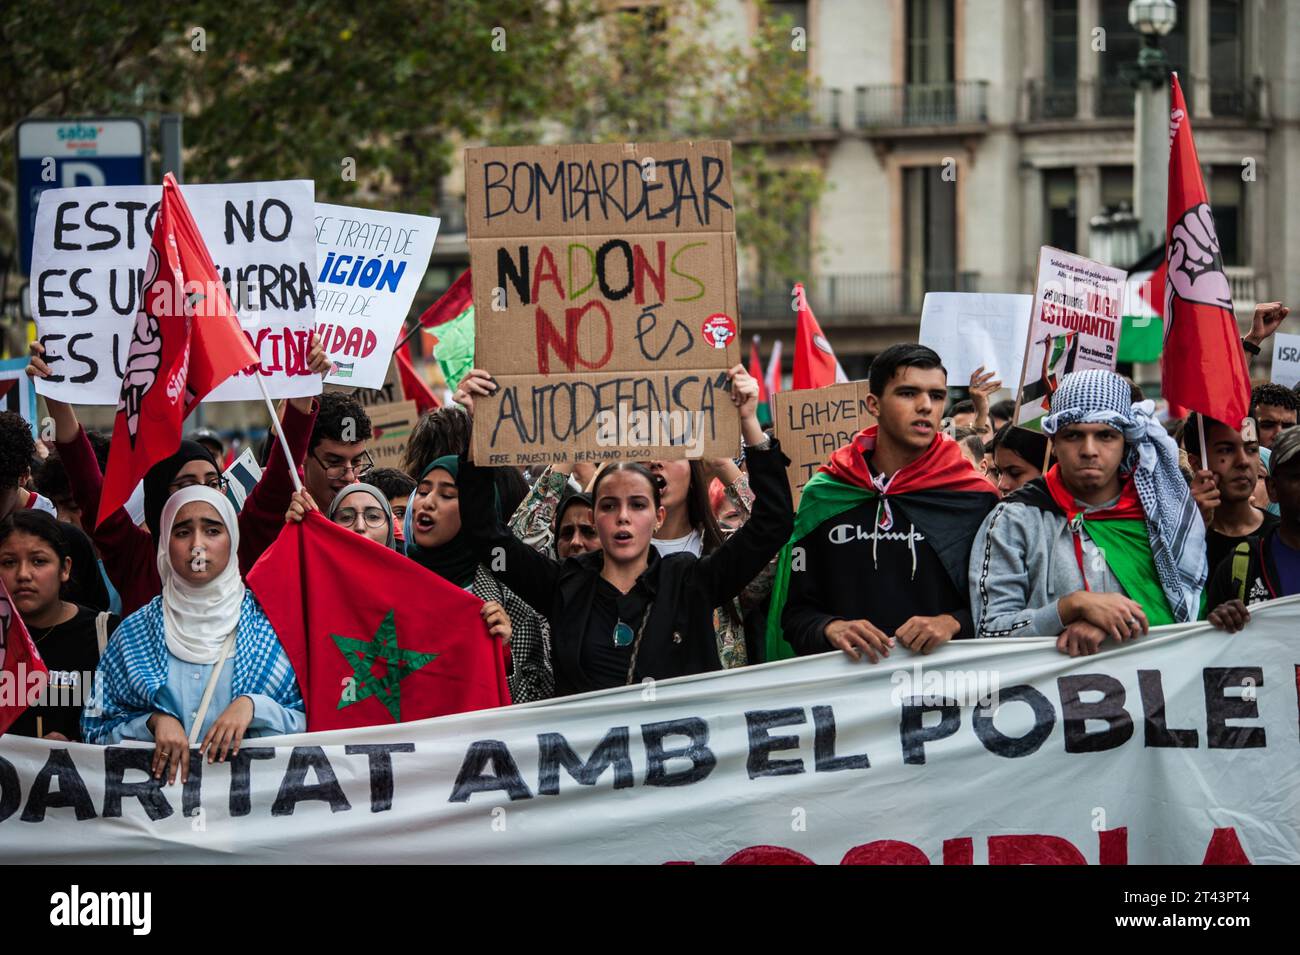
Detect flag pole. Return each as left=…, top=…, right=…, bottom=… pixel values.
left=255, top=376, right=304, bottom=494
left=392, top=319, right=421, bottom=353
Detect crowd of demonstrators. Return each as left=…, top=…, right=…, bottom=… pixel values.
left=6, top=289, right=1299, bottom=752
left=972, top=370, right=1206, bottom=655
left=774, top=344, right=999, bottom=663
left=452, top=363, right=792, bottom=695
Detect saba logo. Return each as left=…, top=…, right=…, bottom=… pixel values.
left=57, top=124, right=103, bottom=140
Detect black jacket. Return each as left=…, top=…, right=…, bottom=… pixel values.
left=1205, top=527, right=1289, bottom=610
left=458, top=442, right=794, bottom=696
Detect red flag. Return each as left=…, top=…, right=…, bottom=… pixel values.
left=417, top=268, right=473, bottom=329
left=792, top=283, right=847, bottom=390
left=247, top=512, right=510, bottom=731
left=1161, top=74, right=1250, bottom=426
left=749, top=336, right=766, bottom=403
left=0, top=582, right=48, bottom=736
left=396, top=343, right=440, bottom=414
left=766, top=339, right=783, bottom=398
left=97, top=174, right=258, bottom=528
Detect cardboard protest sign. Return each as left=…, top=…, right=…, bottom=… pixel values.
left=367, top=400, right=419, bottom=470
left=1269, top=332, right=1300, bottom=389
left=316, top=204, right=438, bottom=390
left=0, top=358, right=40, bottom=436
left=771, top=380, right=874, bottom=506
left=222, top=445, right=263, bottom=512
left=29, top=180, right=320, bottom=405
left=465, top=141, right=741, bottom=466
left=1013, top=247, right=1126, bottom=430
left=919, top=292, right=1032, bottom=385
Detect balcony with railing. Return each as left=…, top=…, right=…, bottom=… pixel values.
left=855, top=81, right=989, bottom=131
left=1025, top=76, right=1266, bottom=122
left=740, top=271, right=982, bottom=326
left=720, top=87, right=843, bottom=141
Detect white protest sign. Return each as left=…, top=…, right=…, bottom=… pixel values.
left=315, top=204, right=439, bottom=390
left=29, top=180, right=321, bottom=405
left=222, top=445, right=263, bottom=512
left=1014, top=246, right=1126, bottom=429
left=2, top=597, right=1298, bottom=863
left=1269, top=332, right=1300, bottom=389
left=919, top=292, right=1031, bottom=385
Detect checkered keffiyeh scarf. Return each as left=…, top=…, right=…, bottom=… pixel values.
left=1042, top=370, right=1206, bottom=622
left=81, top=592, right=303, bottom=743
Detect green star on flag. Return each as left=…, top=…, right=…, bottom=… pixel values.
left=332, top=609, right=438, bottom=722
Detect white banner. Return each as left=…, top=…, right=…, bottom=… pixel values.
left=29, top=181, right=321, bottom=405
left=2, top=598, right=1297, bottom=864
left=919, top=292, right=1031, bottom=386
left=1269, top=332, right=1300, bottom=390
left=316, top=204, right=438, bottom=391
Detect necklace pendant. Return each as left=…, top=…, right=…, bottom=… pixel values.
left=612, top=621, right=635, bottom=647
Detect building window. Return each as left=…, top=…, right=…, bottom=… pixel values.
left=903, top=165, right=957, bottom=311
left=1044, top=168, right=1078, bottom=253
left=1208, top=166, right=1245, bottom=266
left=1044, top=0, right=1078, bottom=118
left=906, top=0, right=954, bottom=85
left=1209, top=0, right=1245, bottom=115
left=1100, top=166, right=1133, bottom=209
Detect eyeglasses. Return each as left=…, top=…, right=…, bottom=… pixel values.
left=310, top=449, right=374, bottom=480
left=168, top=475, right=230, bottom=494
left=332, top=506, right=388, bottom=529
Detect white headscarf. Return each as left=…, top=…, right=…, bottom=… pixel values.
left=156, top=485, right=245, bottom=663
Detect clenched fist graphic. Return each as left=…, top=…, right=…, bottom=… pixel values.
left=1165, top=202, right=1234, bottom=318
left=118, top=247, right=164, bottom=445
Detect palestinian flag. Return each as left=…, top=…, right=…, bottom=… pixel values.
left=1119, top=255, right=1166, bottom=364
left=428, top=303, right=475, bottom=393
left=764, top=427, right=999, bottom=662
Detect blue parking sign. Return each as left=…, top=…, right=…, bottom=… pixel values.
left=15, top=117, right=148, bottom=275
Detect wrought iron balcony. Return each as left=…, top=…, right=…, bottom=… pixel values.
left=740, top=271, right=982, bottom=324
left=854, top=81, right=989, bottom=129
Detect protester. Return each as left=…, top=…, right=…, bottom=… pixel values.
left=34, top=451, right=81, bottom=528
left=947, top=399, right=976, bottom=431
left=27, top=337, right=330, bottom=614
left=1185, top=412, right=1278, bottom=574
left=403, top=454, right=553, bottom=703
left=970, top=369, right=1206, bottom=655
left=311, top=483, right=398, bottom=548
left=986, top=424, right=1051, bottom=495
left=967, top=366, right=1001, bottom=437
left=454, top=364, right=791, bottom=695
left=709, top=478, right=744, bottom=526
left=772, top=344, right=998, bottom=663
left=0, top=511, right=119, bottom=741
left=1249, top=383, right=1298, bottom=450
left=953, top=428, right=986, bottom=472
left=305, top=392, right=374, bottom=510
left=1206, top=427, right=1300, bottom=629
left=989, top=399, right=1015, bottom=434
left=366, top=467, right=417, bottom=525
left=0, top=411, right=58, bottom=519
left=82, top=487, right=306, bottom=784
left=554, top=489, right=599, bottom=560
left=507, top=460, right=589, bottom=556
left=192, top=428, right=227, bottom=468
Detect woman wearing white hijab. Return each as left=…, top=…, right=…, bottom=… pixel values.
left=82, top=487, right=305, bottom=785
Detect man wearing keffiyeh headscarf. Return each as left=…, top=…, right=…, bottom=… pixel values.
left=970, top=369, right=1208, bottom=656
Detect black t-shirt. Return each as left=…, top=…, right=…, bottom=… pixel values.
left=782, top=498, right=970, bottom=655
left=581, top=576, right=653, bottom=690
left=9, top=605, right=119, bottom=742
left=1206, top=510, right=1280, bottom=579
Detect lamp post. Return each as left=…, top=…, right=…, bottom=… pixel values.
left=1128, top=0, right=1177, bottom=251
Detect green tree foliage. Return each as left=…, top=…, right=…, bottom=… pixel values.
left=2, top=0, right=823, bottom=283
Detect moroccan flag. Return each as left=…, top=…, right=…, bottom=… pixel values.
left=248, top=512, right=510, bottom=731
left=97, top=173, right=258, bottom=528
left=1161, top=73, right=1250, bottom=426
left=396, top=342, right=440, bottom=414
left=764, top=427, right=998, bottom=663
left=418, top=268, right=473, bottom=329
left=792, top=283, right=847, bottom=390
left=0, top=581, right=48, bottom=736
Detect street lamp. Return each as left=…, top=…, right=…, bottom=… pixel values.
left=1127, top=0, right=1176, bottom=252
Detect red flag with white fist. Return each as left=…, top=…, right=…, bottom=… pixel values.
left=1160, top=74, right=1251, bottom=427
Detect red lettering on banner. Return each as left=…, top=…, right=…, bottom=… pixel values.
left=987, top=835, right=1087, bottom=865
left=942, top=837, right=974, bottom=865
left=1099, top=827, right=1128, bottom=865
left=840, top=840, right=929, bottom=865
left=1201, top=827, right=1251, bottom=864
left=531, top=246, right=564, bottom=303
left=720, top=846, right=815, bottom=865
